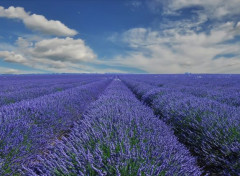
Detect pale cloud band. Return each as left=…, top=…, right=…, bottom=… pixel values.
left=0, top=6, right=77, bottom=36
left=0, top=66, right=23, bottom=74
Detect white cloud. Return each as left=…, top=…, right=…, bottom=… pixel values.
left=15, top=37, right=33, bottom=48
left=0, top=67, right=19, bottom=74
left=149, top=0, right=240, bottom=19
left=0, top=6, right=77, bottom=36
left=0, top=66, right=43, bottom=74
left=0, top=42, right=16, bottom=51
left=23, top=14, right=77, bottom=36
left=169, top=0, right=240, bottom=16
left=108, top=0, right=240, bottom=73
left=0, top=37, right=99, bottom=73
left=0, top=51, right=27, bottom=63
left=0, top=6, right=28, bottom=18
left=30, top=37, right=96, bottom=62
left=109, top=21, right=240, bottom=73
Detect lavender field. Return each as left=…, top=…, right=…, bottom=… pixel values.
left=0, top=74, right=239, bottom=176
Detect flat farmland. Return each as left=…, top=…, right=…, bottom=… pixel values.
left=0, top=74, right=239, bottom=176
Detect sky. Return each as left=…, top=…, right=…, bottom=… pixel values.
left=0, top=0, right=240, bottom=74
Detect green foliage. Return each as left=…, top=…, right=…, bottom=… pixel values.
left=130, top=120, right=140, bottom=150
left=101, top=144, right=111, bottom=161
left=4, top=98, right=15, bottom=104
left=89, top=138, right=98, bottom=151
left=55, top=87, right=63, bottom=92
left=158, top=170, right=166, bottom=176
left=86, top=163, right=98, bottom=176
left=229, top=127, right=240, bottom=142
left=115, top=142, right=121, bottom=154
left=119, top=159, right=141, bottom=176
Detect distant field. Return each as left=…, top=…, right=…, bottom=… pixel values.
left=0, top=74, right=239, bottom=175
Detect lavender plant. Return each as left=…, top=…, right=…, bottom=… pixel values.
left=0, top=74, right=108, bottom=107
left=121, top=74, right=240, bottom=107
left=0, top=78, right=111, bottom=175
left=121, top=77, right=240, bottom=175
left=21, top=80, right=201, bottom=176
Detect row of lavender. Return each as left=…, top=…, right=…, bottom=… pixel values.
left=120, top=75, right=240, bottom=175
left=21, top=80, right=201, bottom=176
left=125, top=74, right=240, bottom=107
left=127, top=74, right=240, bottom=89
left=0, top=74, right=107, bottom=107
left=0, top=74, right=105, bottom=93
left=0, top=76, right=112, bottom=175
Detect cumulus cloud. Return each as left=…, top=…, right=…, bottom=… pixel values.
left=0, top=6, right=77, bottom=36
left=0, top=37, right=97, bottom=73
left=0, top=51, right=27, bottom=63
left=30, top=37, right=96, bottom=62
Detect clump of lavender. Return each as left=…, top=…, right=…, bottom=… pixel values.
left=22, top=80, right=201, bottom=176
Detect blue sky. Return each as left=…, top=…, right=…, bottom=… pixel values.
left=0, top=0, right=240, bottom=74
